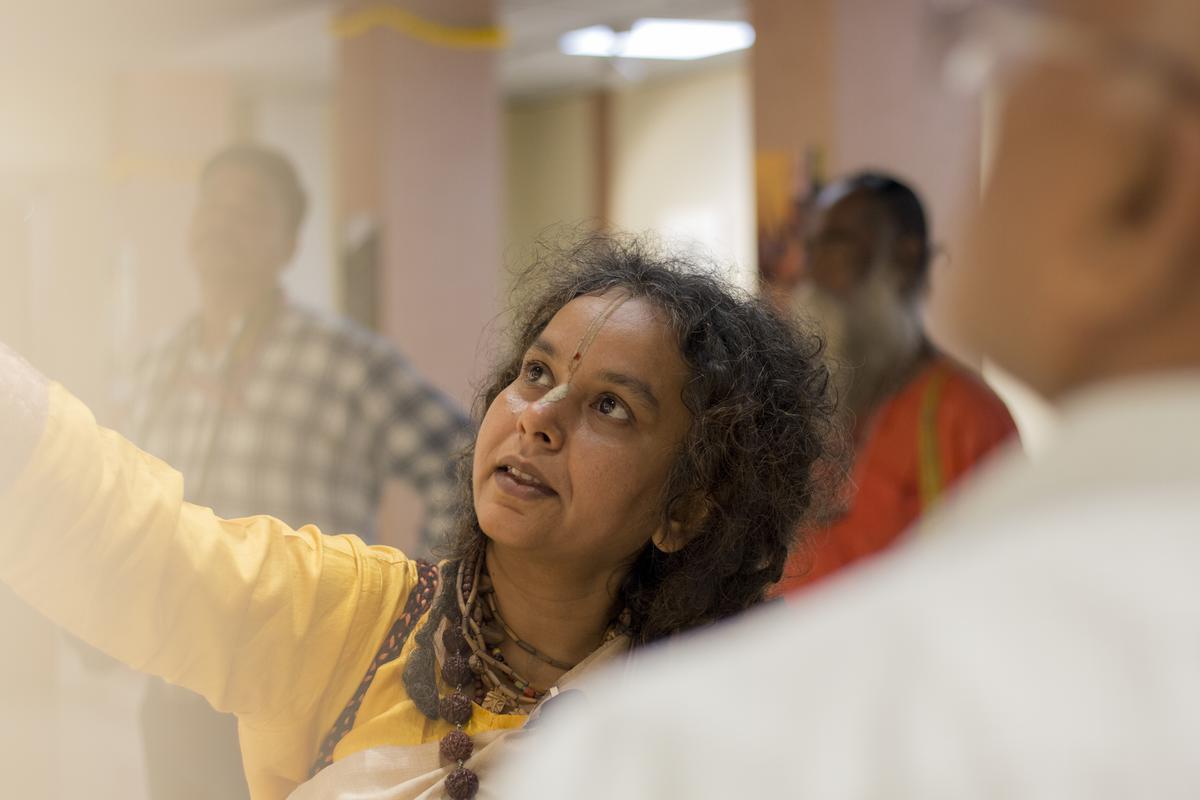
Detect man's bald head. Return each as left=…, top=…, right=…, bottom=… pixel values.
left=938, top=0, right=1200, bottom=399
left=1048, top=0, right=1200, bottom=74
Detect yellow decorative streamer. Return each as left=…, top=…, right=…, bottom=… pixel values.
left=331, top=4, right=507, bottom=50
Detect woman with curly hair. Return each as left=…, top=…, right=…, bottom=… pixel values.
left=0, top=234, right=837, bottom=799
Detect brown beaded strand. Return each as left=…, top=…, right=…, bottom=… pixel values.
left=482, top=590, right=576, bottom=672
left=436, top=556, right=481, bottom=800
left=426, top=548, right=632, bottom=799
left=458, top=557, right=548, bottom=712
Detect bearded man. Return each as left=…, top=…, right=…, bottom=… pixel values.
left=777, top=171, right=1016, bottom=591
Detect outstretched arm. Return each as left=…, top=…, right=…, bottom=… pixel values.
left=0, top=343, right=48, bottom=492
left=0, top=346, right=416, bottom=734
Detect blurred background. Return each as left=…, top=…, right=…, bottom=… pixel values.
left=0, top=1, right=1049, bottom=797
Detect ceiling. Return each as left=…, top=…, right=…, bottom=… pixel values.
left=0, top=0, right=323, bottom=71
left=0, top=0, right=747, bottom=98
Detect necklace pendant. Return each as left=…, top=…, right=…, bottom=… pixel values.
left=481, top=688, right=510, bottom=714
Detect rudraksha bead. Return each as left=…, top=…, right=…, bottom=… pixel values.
left=445, top=766, right=480, bottom=800
left=442, top=655, right=473, bottom=687
left=407, top=646, right=435, bottom=675
left=439, top=692, right=473, bottom=726
left=439, top=729, right=474, bottom=763
left=442, top=625, right=469, bottom=656
left=406, top=678, right=438, bottom=710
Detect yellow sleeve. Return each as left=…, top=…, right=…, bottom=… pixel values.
left=0, top=383, right=417, bottom=727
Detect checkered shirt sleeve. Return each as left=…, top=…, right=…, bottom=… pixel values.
left=357, top=338, right=473, bottom=549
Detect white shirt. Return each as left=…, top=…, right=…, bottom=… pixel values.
left=494, top=373, right=1200, bottom=799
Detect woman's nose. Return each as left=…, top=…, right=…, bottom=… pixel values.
left=516, top=390, right=567, bottom=449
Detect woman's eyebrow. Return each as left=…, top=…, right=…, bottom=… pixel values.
left=528, top=337, right=558, bottom=359
left=598, top=370, right=660, bottom=411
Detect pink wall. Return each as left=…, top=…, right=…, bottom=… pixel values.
left=832, top=0, right=981, bottom=271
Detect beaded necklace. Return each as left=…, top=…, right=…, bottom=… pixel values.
left=413, top=550, right=630, bottom=799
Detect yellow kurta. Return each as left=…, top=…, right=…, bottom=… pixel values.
left=0, top=384, right=525, bottom=799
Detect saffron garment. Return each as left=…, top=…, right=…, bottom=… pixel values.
left=776, top=356, right=1017, bottom=593
left=0, top=384, right=611, bottom=800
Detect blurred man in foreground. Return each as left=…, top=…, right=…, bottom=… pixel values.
left=777, top=172, right=1016, bottom=592
left=496, top=0, right=1200, bottom=794
left=125, top=143, right=471, bottom=799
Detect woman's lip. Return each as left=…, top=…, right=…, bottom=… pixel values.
left=494, top=467, right=558, bottom=500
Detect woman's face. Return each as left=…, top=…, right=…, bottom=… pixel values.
left=473, top=291, right=693, bottom=574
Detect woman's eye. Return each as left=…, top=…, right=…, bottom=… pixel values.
left=595, top=395, right=630, bottom=421
left=524, top=362, right=554, bottom=387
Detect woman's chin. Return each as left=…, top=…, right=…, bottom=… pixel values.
left=475, top=510, right=549, bottom=553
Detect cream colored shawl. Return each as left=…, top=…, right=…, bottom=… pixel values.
left=289, top=633, right=630, bottom=800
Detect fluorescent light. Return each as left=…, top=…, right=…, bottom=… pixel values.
left=559, top=18, right=755, bottom=61
left=560, top=25, right=620, bottom=57
left=623, top=18, right=756, bottom=60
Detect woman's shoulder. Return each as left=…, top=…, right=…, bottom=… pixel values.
left=285, top=527, right=435, bottom=598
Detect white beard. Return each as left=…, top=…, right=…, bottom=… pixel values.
left=791, top=262, right=923, bottom=423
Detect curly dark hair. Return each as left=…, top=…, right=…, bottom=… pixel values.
left=440, top=232, right=840, bottom=644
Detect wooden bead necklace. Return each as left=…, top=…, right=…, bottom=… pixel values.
left=416, top=550, right=631, bottom=799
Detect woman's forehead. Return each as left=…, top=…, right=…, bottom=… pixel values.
left=536, top=293, right=686, bottom=386
left=542, top=293, right=665, bottom=350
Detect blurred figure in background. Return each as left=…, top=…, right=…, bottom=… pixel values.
left=495, top=0, right=1200, bottom=795
left=123, top=143, right=472, bottom=800
left=776, top=171, right=1016, bottom=592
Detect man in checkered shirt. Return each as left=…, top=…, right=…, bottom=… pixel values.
left=125, top=301, right=469, bottom=547
left=119, top=143, right=473, bottom=800
left=125, top=143, right=471, bottom=549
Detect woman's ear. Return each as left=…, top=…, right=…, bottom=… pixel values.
left=650, top=520, right=687, bottom=553
left=651, top=496, right=710, bottom=553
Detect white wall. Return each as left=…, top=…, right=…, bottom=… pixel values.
left=0, top=73, right=109, bottom=173
left=254, top=92, right=337, bottom=314
left=504, top=61, right=757, bottom=290
left=609, top=63, right=756, bottom=289
left=505, top=93, right=599, bottom=267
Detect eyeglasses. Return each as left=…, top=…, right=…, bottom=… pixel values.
left=923, top=0, right=1200, bottom=106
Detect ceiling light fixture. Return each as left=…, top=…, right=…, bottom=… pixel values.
left=559, top=18, right=755, bottom=61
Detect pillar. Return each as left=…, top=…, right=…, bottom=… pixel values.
left=335, top=0, right=504, bottom=406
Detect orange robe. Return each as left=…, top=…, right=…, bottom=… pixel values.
left=776, top=356, right=1017, bottom=593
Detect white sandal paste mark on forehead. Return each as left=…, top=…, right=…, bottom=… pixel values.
left=541, top=383, right=570, bottom=404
